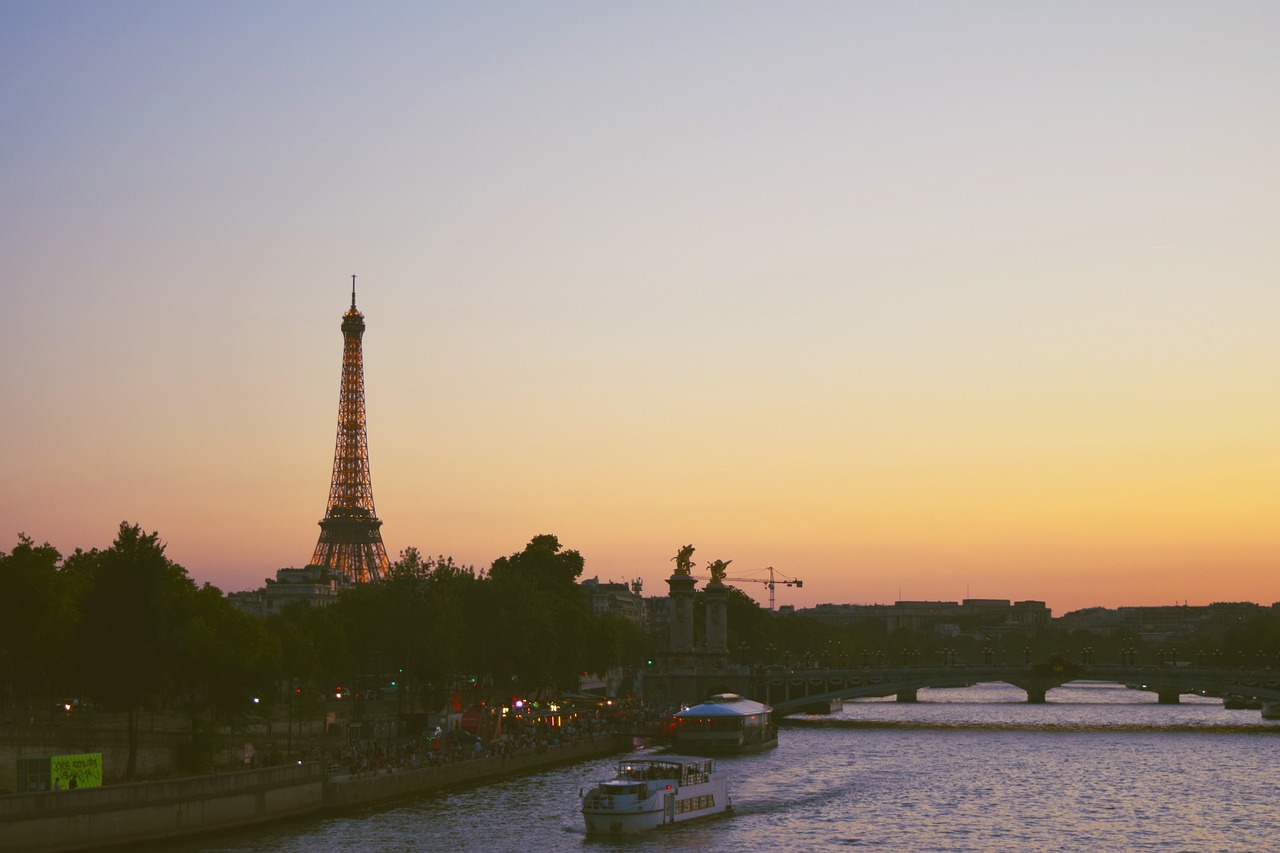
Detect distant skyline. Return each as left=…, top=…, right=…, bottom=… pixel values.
left=3, top=3, right=1278, bottom=615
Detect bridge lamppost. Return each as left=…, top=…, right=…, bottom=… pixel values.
left=1024, top=646, right=1032, bottom=665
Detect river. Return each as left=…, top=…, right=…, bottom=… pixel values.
left=153, top=682, right=1279, bottom=852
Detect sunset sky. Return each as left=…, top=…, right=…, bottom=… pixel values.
left=3, top=2, right=1277, bottom=614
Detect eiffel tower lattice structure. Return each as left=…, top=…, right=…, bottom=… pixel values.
left=309, top=276, right=390, bottom=583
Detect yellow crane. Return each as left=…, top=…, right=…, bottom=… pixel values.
left=692, top=566, right=803, bottom=611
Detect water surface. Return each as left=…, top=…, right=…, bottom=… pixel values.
left=157, top=682, right=1280, bottom=852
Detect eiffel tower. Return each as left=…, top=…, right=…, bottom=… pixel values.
left=309, top=276, right=390, bottom=582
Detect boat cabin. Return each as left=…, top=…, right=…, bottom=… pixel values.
left=673, top=693, right=778, bottom=753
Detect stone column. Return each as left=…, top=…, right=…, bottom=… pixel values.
left=703, top=581, right=729, bottom=655
left=667, top=571, right=697, bottom=655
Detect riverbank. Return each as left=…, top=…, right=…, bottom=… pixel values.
left=324, top=733, right=629, bottom=809
left=0, top=734, right=633, bottom=853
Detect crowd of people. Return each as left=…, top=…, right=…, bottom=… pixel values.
left=322, top=704, right=634, bottom=778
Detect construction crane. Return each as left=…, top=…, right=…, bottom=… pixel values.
left=692, top=566, right=803, bottom=611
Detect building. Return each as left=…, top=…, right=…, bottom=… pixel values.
left=884, top=599, right=1050, bottom=634
left=580, top=577, right=648, bottom=629
left=1055, top=602, right=1270, bottom=643
left=797, top=603, right=892, bottom=630
left=227, top=565, right=351, bottom=618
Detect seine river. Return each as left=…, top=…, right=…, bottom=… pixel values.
left=157, top=682, right=1279, bottom=853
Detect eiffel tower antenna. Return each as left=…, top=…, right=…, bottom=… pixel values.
left=309, top=278, right=390, bottom=582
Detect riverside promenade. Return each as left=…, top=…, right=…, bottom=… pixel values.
left=1, top=733, right=633, bottom=853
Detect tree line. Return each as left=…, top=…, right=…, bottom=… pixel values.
left=6, top=523, right=1280, bottom=775
left=0, top=525, right=651, bottom=775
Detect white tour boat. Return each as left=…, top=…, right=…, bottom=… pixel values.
left=581, top=755, right=731, bottom=834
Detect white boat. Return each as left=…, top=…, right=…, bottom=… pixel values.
left=581, top=755, right=731, bottom=834
left=673, top=693, right=778, bottom=754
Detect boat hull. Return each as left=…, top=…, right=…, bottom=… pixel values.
left=675, top=734, right=778, bottom=755
left=581, top=756, right=731, bottom=834
left=582, top=806, right=669, bottom=834
left=583, top=792, right=731, bottom=834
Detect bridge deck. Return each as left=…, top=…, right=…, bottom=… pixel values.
left=755, top=664, right=1280, bottom=713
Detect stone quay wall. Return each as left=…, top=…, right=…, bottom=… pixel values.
left=0, top=735, right=632, bottom=853
left=0, top=725, right=246, bottom=792
left=0, top=762, right=324, bottom=853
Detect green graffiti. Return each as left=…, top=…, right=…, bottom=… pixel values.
left=51, top=753, right=102, bottom=789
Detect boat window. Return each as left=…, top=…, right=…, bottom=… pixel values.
left=619, top=762, right=679, bottom=782
left=601, top=782, right=646, bottom=796
left=681, top=766, right=710, bottom=785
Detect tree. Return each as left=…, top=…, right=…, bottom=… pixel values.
left=267, top=601, right=354, bottom=697
left=722, top=586, right=777, bottom=663
left=322, top=548, right=480, bottom=713
left=582, top=613, right=653, bottom=681
left=76, top=523, right=196, bottom=778
left=0, top=535, right=72, bottom=721
left=485, top=535, right=592, bottom=697
left=487, top=534, right=584, bottom=590
left=172, top=584, right=279, bottom=769
left=773, top=609, right=842, bottom=667
left=389, top=550, right=477, bottom=711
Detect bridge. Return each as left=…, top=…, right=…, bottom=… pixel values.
left=756, top=663, right=1280, bottom=714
